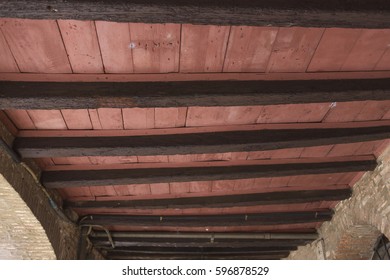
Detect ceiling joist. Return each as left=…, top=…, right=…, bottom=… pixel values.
left=66, top=188, right=351, bottom=209
left=1, top=79, right=390, bottom=109
left=41, top=156, right=376, bottom=188
left=14, top=121, right=390, bottom=158
left=80, top=210, right=333, bottom=227
left=0, top=0, right=390, bottom=28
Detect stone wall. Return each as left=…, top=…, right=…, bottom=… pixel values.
left=288, top=145, right=390, bottom=260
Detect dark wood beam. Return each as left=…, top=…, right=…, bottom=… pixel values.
left=108, top=253, right=289, bottom=260
left=66, top=188, right=351, bottom=209
left=14, top=123, right=390, bottom=158
left=104, top=247, right=295, bottom=255
left=79, top=210, right=333, bottom=227
left=91, top=231, right=318, bottom=240
left=0, top=1, right=390, bottom=28
left=90, top=239, right=312, bottom=249
left=41, top=156, right=376, bottom=188
left=1, top=79, right=390, bottom=109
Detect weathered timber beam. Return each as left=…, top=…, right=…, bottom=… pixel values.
left=79, top=210, right=333, bottom=227
left=41, top=156, right=376, bottom=188
left=65, top=188, right=351, bottom=209
left=103, top=247, right=296, bottom=255
left=108, top=253, right=289, bottom=260
left=0, top=1, right=390, bottom=28
left=90, top=239, right=312, bottom=249
left=1, top=79, right=390, bottom=109
left=14, top=123, right=390, bottom=158
left=91, top=231, right=318, bottom=240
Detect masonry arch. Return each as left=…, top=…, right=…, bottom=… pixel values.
left=0, top=174, right=56, bottom=259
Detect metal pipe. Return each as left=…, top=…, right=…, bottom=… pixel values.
left=92, top=231, right=318, bottom=240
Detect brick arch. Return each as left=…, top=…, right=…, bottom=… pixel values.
left=0, top=174, right=56, bottom=259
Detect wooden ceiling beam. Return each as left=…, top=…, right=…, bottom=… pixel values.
left=91, top=231, right=318, bottom=240
left=0, top=1, right=390, bottom=28
left=41, top=156, right=376, bottom=188
left=90, top=239, right=312, bottom=249
left=108, top=253, right=289, bottom=260
left=103, top=247, right=296, bottom=255
left=14, top=122, right=390, bottom=158
left=79, top=210, right=333, bottom=227
left=66, top=188, right=351, bottom=209
left=1, top=79, right=390, bottom=109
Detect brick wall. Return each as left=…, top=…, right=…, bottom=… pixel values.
left=288, top=145, right=390, bottom=260
left=0, top=174, right=56, bottom=259
left=0, top=121, right=104, bottom=260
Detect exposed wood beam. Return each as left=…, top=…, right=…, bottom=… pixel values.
left=16, top=121, right=390, bottom=138
left=108, top=253, right=289, bottom=260
left=91, top=240, right=312, bottom=249
left=14, top=123, right=390, bottom=158
left=0, top=1, right=390, bottom=28
left=1, top=79, right=390, bottom=109
left=103, top=247, right=296, bottom=255
left=79, top=210, right=333, bottom=227
left=41, top=156, right=376, bottom=188
left=91, top=231, right=318, bottom=240
left=66, top=188, right=351, bottom=209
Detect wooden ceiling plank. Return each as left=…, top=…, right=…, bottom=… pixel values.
left=129, top=23, right=180, bottom=73
left=223, top=27, right=278, bottom=72
left=95, top=21, right=134, bottom=73
left=180, top=25, right=229, bottom=72
left=307, top=28, right=362, bottom=72
left=57, top=20, right=104, bottom=73
left=0, top=18, right=71, bottom=73
left=267, top=27, right=324, bottom=73
left=0, top=28, right=19, bottom=72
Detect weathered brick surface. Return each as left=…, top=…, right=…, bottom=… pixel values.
left=288, top=145, right=390, bottom=260
left=0, top=174, right=55, bottom=259
left=0, top=122, right=104, bottom=260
